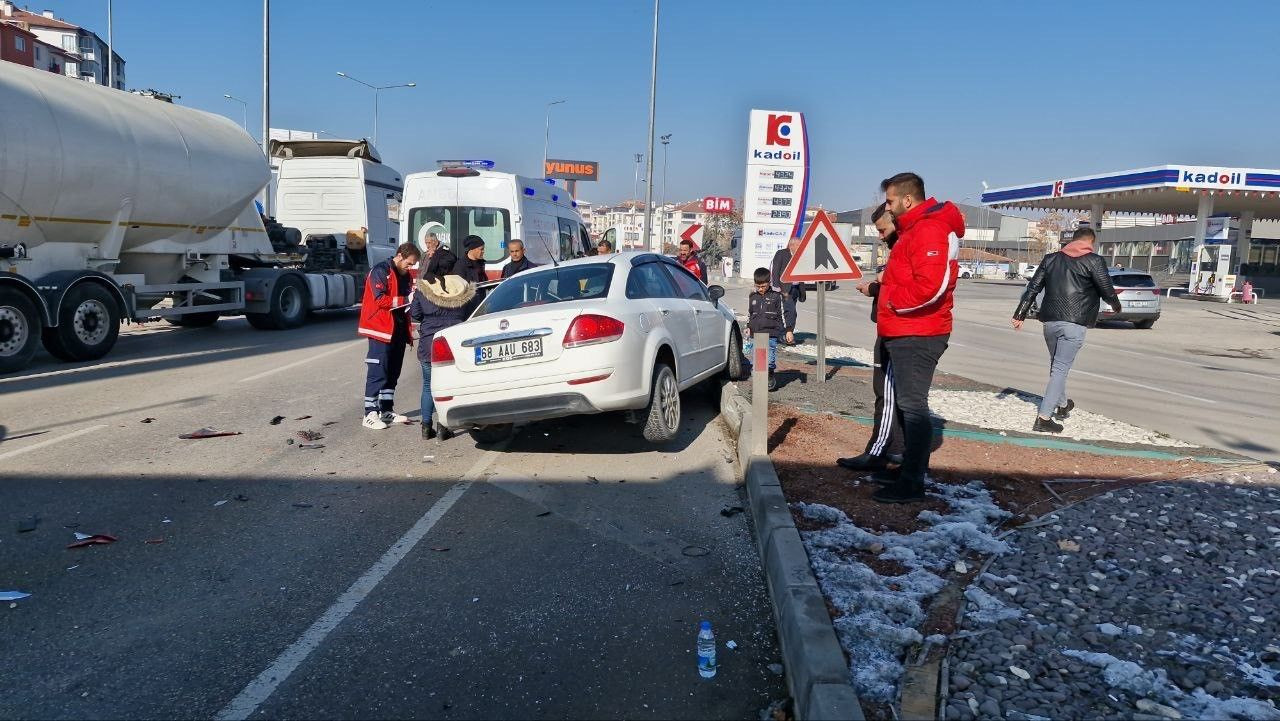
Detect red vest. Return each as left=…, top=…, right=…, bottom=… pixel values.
left=357, top=261, right=410, bottom=344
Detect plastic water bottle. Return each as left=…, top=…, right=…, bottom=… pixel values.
left=697, top=620, right=717, bottom=678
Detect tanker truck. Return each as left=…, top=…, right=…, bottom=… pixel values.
left=0, top=64, right=390, bottom=373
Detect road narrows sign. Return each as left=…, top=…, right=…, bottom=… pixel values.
left=779, top=210, right=862, bottom=282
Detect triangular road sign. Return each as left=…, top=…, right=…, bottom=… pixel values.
left=780, top=210, right=863, bottom=282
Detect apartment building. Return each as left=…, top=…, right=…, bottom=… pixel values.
left=0, top=2, right=125, bottom=88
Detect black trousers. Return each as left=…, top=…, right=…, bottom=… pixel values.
left=364, top=337, right=407, bottom=414
left=863, top=334, right=905, bottom=457
left=882, top=334, right=949, bottom=483
left=781, top=296, right=797, bottom=336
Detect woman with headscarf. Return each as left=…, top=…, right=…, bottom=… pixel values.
left=409, top=272, right=476, bottom=440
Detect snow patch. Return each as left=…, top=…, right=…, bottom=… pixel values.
left=787, top=342, right=874, bottom=367
left=794, top=479, right=1012, bottom=703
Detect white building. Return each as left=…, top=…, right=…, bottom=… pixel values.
left=2, top=3, right=125, bottom=88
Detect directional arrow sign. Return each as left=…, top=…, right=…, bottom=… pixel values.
left=680, top=223, right=704, bottom=244
left=780, top=210, right=862, bottom=282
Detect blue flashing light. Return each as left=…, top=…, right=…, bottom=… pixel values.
left=571, top=201, right=577, bottom=208
left=552, top=194, right=559, bottom=202
left=544, top=178, right=557, bottom=185
left=524, top=187, right=536, bottom=196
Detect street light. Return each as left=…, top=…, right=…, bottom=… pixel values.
left=659, top=134, right=671, bottom=249
left=543, top=99, right=567, bottom=177
left=641, top=0, right=660, bottom=252
left=223, top=94, right=249, bottom=133
left=335, top=71, right=416, bottom=146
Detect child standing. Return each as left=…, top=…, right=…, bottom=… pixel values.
left=747, top=267, right=785, bottom=391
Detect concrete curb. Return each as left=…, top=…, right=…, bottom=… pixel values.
left=719, top=382, right=864, bottom=721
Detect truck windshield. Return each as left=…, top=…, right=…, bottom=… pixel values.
left=408, top=206, right=511, bottom=263
left=475, top=264, right=613, bottom=316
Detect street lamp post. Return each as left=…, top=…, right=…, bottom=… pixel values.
left=641, top=0, right=660, bottom=252
left=223, top=94, right=249, bottom=133
left=336, top=72, right=416, bottom=146
left=659, top=134, right=671, bottom=250
left=542, top=99, right=567, bottom=177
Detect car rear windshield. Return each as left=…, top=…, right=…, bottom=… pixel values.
left=1112, top=273, right=1156, bottom=288
left=475, top=264, right=613, bottom=316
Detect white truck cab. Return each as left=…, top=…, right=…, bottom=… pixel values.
left=271, top=139, right=403, bottom=268
left=399, top=161, right=592, bottom=279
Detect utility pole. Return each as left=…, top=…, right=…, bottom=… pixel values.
left=106, top=0, right=114, bottom=89
left=641, top=0, right=659, bottom=252
left=659, top=134, right=671, bottom=251
left=542, top=99, right=567, bottom=177
left=262, top=0, right=270, bottom=215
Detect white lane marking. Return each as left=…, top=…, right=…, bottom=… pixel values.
left=214, top=449, right=501, bottom=721
left=0, top=425, right=108, bottom=462
left=237, top=341, right=362, bottom=384
left=0, top=350, right=220, bottom=385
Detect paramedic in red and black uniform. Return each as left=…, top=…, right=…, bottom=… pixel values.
left=357, top=242, right=421, bottom=430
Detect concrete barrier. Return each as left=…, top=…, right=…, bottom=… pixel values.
left=718, top=382, right=863, bottom=721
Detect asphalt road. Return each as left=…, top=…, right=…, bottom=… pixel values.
left=726, top=278, right=1280, bottom=463
left=0, top=313, right=783, bottom=720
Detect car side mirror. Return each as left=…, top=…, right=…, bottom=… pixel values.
left=707, top=285, right=725, bottom=305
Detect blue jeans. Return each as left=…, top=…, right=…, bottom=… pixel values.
left=767, top=336, right=777, bottom=370
left=1039, top=321, right=1086, bottom=418
left=420, top=360, right=434, bottom=426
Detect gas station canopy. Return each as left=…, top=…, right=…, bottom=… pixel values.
left=981, top=164, right=1280, bottom=220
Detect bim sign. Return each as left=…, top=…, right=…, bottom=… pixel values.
left=703, top=196, right=735, bottom=214
left=1182, top=170, right=1243, bottom=185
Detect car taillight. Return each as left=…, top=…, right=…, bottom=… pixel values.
left=431, top=336, right=455, bottom=365
left=563, top=314, right=625, bottom=348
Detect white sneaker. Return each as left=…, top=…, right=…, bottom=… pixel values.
left=363, top=411, right=388, bottom=430
left=382, top=411, right=409, bottom=425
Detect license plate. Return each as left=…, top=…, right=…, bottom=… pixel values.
left=1126, top=301, right=1156, bottom=308
left=475, top=338, right=543, bottom=364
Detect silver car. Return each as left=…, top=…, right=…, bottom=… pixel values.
left=1100, top=270, right=1161, bottom=328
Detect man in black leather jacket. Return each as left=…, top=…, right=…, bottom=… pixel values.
left=1012, top=227, right=1121, bottom=433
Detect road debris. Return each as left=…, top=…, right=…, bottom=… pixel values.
left=0, top=591, right=31, bottom=601
left=298, top=443, right=325, bottom=450
left=17, top=515, right=38, bottom=533
left=178, top=427, right=241, bottom=440
left=422, top=455, right=435, bottom=463
left=234, top=494, right=249, bottom=502
left=587, top=476, right=600, bottom=485
left=682, top=545, right=711, bottom=557
left=269, top=416, right=285, bottom=425
left=431, top=547, right=450, bottom=552
left=726, top=640, right=738, bottom=650
left=292, top=503, right=313, bottom=509
left=294, top=415, right=312, bottom=421
left=213, top=500, right=228, bottom=507
left=140, top=417, right=156, bottom=423
left=536, top=511, right=551, bottom=517
left=145, top=537, right=165, bottom=544
left=720, top=506, right=746, bottom=517
left=67, top=533, right=117, bottom=549
left=296, top=430, right=324, bottom=442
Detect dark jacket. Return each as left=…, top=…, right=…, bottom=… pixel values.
left=867, top=232, right=899, bottom=322
left=451, top=255, right=489, bottom=316
left=409, top=278, right=475, bottom=363
left=770, top=248, right=807, bottom=303
left=500, top=256, right=538, bottom=279
left=747, top=289, right=786, bottom=338
left=1014, top=250, right=1121, bottom=327
left=423, top=247, right=457, bottom=278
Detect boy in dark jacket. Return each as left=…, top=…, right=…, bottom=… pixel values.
left=409, top=273, right=476, bottom=439
left=747, top=267, right=785, bottom=391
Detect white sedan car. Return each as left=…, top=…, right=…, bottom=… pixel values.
left=430, top=253, right=744, bottom=444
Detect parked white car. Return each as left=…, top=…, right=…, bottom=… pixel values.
left=429, top=253, right=744, bottom=444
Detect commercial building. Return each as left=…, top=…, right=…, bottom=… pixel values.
left=0, top=2, right=125, bottom=88
left=833, top=203, right=1049, bottom=268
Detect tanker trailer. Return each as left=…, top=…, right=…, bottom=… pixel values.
left=0, top=64, right=365, bottom=373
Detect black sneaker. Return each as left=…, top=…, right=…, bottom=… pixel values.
left=1053, top=399, right=1075, bottom=420
left=836, top=453, right=888, bottom=471
left=421, top=423, right=437, bottom=441
left=767, top=371, right=778, bottom=392
left=1033, top=416, right=1064, bottom=433
left=885, top=453, right=904, bottom=466
left=872, top=482, right=927, bottom=504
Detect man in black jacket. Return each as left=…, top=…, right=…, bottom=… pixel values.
left=500, top=239, right=537, bottom=278
left=748, top=267, right=785, bottom=391
left=769, top=236, right=805, bottom=345
left=838, top=204, right=904, bottom=471
left=1012, top=227, right=1122, bottom=433
left=420, top=230, right=458, bottom=278
left=452, top=236, right=489, bottom=315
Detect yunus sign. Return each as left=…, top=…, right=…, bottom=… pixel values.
left=739, top=109, right=809, bottom=279
left=702, top=196, right=735, bottom=214
left=544, top=159, right=599, bottom=181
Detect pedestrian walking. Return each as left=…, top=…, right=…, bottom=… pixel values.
left=1012, top=227, right=1121, bottom=433
left=410, top=273, right=475, bottom=439
left=357, top=242, right=422, bottom=430
left=770, top=237, right=805, bottom=345
left=747, top=267, right=785, bottom=391
left=500, top=238, right=537, bottom=278
left=420, top=229, right=457, bottom=278
left=677, top=239, right=707, bottom=282
left=837, top=204, right=904, bottom=472
left=872, top=172, right=962, bottom=504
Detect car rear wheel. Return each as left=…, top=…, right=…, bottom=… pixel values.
left=1134, top=319, right=1156, bottom=329
left=641, top=363, right=680, bottom=443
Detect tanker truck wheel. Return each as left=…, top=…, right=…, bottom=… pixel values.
left=41, top=283, right=120, bottom=362
left=247, top=275, right=308, bottom=331
left=0, top=287, right=43, bottom=373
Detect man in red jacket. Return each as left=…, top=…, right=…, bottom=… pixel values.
left=871, top=172, right=962, bottom=503
left=358, top=242, right=421, bottom=430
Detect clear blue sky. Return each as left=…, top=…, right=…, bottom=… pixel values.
left=29, top=0, right=1280, bottom=210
